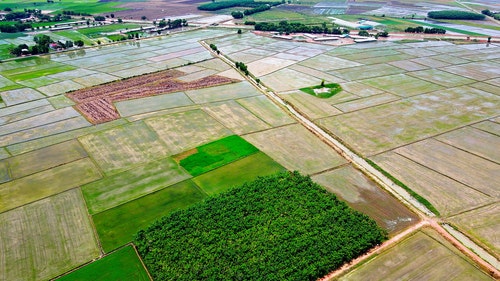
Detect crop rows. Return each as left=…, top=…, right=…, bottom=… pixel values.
left=67, top=70, right=237, bottom=123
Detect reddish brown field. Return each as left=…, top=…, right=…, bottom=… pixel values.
left=67, top=70, right=237, bottom=124
left=111, top=0, right=210, bottom=20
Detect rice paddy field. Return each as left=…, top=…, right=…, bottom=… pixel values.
left=0, top=24, right=498, bottom=280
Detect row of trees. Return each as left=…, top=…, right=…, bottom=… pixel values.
left=481, top=9, right=500, bottom=20
left=10, top=35, right=84, bottom=56
left=231, top=4, right=272, bottom=19
left=428, top=10, right=485, bottom=20
left=255, top=21, right=348, bottom=35
left=198, top=0, right=280, bottom=11
left=404, top=26, right=446, bottom=34
left=156, top=18, right=188, bottom=29
left=135, top=171, right=387, bottom=281
left=0, top=22, right=32, bottom=33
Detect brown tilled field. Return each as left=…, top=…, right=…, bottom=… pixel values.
left=110, top=0, right=209, bottom=20
left=67, top=69, right=237, bottom=124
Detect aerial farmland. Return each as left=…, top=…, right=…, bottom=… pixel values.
left=0, top=0, right=499, bottom=280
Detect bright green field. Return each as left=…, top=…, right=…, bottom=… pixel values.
left=77, top=24, right=141, bottom=38
left=93, top=180, right=207, bottom=253
left=193, top=151, right=286, bottom=196
left=1, top=64, right=76, bottom=82
left=0, top=1, right=125, bottom=14
left=55, top=30, right=94, bottom=45
left=57, top=246, right=150, bottom=281
left=178, top=135, right=259, bottom=177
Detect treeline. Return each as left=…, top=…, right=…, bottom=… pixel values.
left=405, top=26, right=446, bottom=34
left=0, top=22, right=32, bottom=33
left=482, top=9, right=500, bottom=20
left=135, top=171, right=386, bottom=281
left=255, top=20, right=347, bottom=34
left=61, top=10, right=91, bottom=16
left=428, top=10, right=485, bottom=20
left=198, top=0, right=280, bottom=11
left=231, top=4, right=272, bottom=19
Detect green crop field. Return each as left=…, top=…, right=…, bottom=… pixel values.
left=83, top=157, right=191, bottom=214
left=93, top=180, right=207, bottom=253
left=54, top=30, right=94, bottom=46
left=77, top=24, right=142, bottom=38
left=0, top=189, right=100, bottom=281
left=0, top=1, right=124, bottom=14
left=57, top=246, right=150, bottom=281
left=178, top=135, right=259, bottom=176
left=0, top=158, right=101, bottom=213
left=193, top=151, right=286, bottom=195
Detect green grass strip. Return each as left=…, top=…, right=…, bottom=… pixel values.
left=403, top=19, right=487, bottom=36
left=299, top=83, right=342, bottom=99
left=178, top=135, right=259, bottom=176
left=56, top=246, right=150, bottom=281
left=365, top=159, right=440, bottom=216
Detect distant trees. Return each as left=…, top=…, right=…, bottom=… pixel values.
left=94, top=16, right=106, bottom=21
left=231, top=11, right=244, bottom=19
left=235, top=61, right=249, bottom=75
left=0, top=22, right=32, bottom=33
left=358, top=30, right=369, bottom=36
left=255, top=20, right=346, bottom=35
left=10, top=34, right=53, bottom=56
left=75, top=40, right=84, bottom=47
left=198, top=0, right=280, bottom=11
left=428, top=10, right=485, bottom=20
left=405, top=26, right=445, bottom=34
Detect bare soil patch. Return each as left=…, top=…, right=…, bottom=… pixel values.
left=67, top=70, right=237, bottom=124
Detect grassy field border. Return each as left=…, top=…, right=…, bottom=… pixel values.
left=365, top=158, right=440, bottom=216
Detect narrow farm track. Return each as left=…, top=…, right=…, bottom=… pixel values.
left=199, top=39, right=500, bottom=279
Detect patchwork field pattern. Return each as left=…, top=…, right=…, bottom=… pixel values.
left=339, top=228, right=493, bottom=280
left=1, top=27, right=498, bottom=280
left=209, top=33, right=500, bottom=266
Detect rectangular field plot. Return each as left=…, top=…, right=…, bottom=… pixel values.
left=2, top=140, right=87, bottom=180
left=260, top=68, right=326, bottom=93
left=339, top=228, right=493, bottom=281
left=473, top=121, right=500, bottom=136
left=395, top=139, right=499, bottom=198
left=1, top=115, right=91, bottom=147
left=72, top=73, right=120, bottom=87
left=299, top=54, right=363, bottom=72
left=407, top=69, right=475, bottom=87
left=331, top=64, right=405, bottom=81
left=0, top=106, right=81, bottom=137
left=193, top=152, right=285, bottom=196
left=202, top=100, right=271, bottom=134
left=6, top=119, right=127, bottom=156
left=247, top=57, right=296, bottom=77
left=116, top=92, right=194, bottom=117
left=389, top=59, right=429, bottom=71
left=340, top=49, right=403, bottom=61
left=339, top=81, right=384, bottom=97
left=289, top=64, right=346, bottom=84
left=360, top=74, right=443, bottom=97
left=0, top=189, right=100, bottom=281
left=442, top=61, right=500, bottom=81
left=449, top=203, right=500, bottom=256
left=48, top=95, right=76, bottom=109
left=0, top=88, right=46, bottom=106
left=185, top=81, right=260, bottom=104
left=83, top=157, right=190, bottom=215
left=17, top=76, right=60, bottom=89
left=436, top=126, right=500, bottom=164
left=145, top=109, right=232, bottom=155
left=56, top=246, right=150, bottom=281
left=409, top=56, right=451, bottom=68
left=319, top=86, right=500, bottom=156
left=79, top=121, right=170, bottom=176
left=1, top=62, right=76, bottom=82
left=37, top=80, right=85, bottom=96
left=93, top=180, right=207, bottom=253
left=279, top=91, right=341, bottom=120
left=371, top=151, right=494, bottom=217
left=0, top=158, right=101, bottom=213
left=312, top=165, right=418, bottom=234
left=243, top=124, right=346, bottom=174
left=237, top=96, right=295, bottom=127
left=334, top=93, right=399, bottom=113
